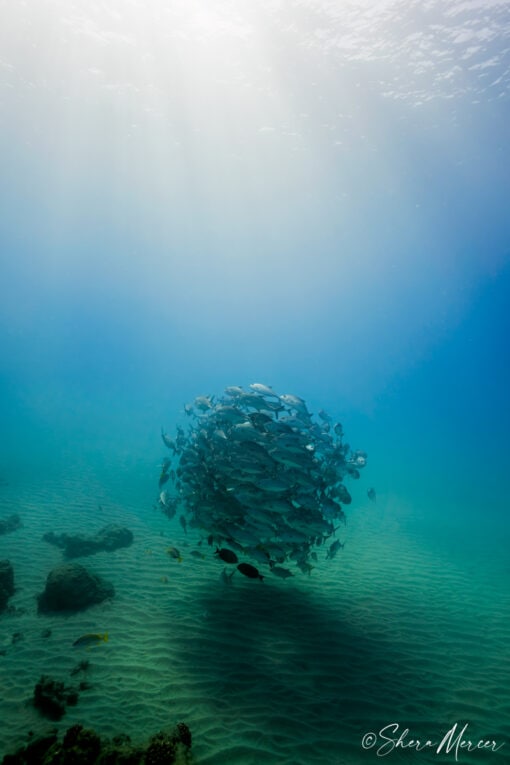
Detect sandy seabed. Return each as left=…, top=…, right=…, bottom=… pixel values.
left=0, top=469, right=509, bottom=765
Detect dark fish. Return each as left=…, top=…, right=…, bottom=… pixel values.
left=367, top=487, right=376, bottom=503
left=159, top=472, right=170, bottom=488
left=215, top=547, right=238, bottom=564
left=167, top=546, right=182, bottom=563
left=179, top=515, right=187, bottom=534
left=161, top=428, right=177, bottom=452
left=237, top=562, right=264, bottom=580
left=159, top=460, right=171, bottom=488
left=159, top=492, right=178, bottom=520
left=326, top=539, right=344, bottom=560
left=270, top=566, right=293, bottom=579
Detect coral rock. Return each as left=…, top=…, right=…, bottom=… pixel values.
left=37, top=563, right=114, bottom=614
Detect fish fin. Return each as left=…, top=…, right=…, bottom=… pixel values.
left=104, top=633, right=109, bottom=642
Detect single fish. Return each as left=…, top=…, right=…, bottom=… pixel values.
left=161, top=428, right=177, bottom=452
left=159, top=469, right=170, bottom=488
left=237, top=562, right=264, bottom=581
left=280, top=393, right=309, bottom=414
left=159, top=492, right=178, bottom=520
left=179, top=515, right=188, bottom=534
left=271, top=566, right=294, bottom=579
left=167, top=546, right=182, bottom=563
left=215, top=547, right=238, bottom=564
left=326, top=539, right=344, bottom=560
left=367, top=487, right=377, bottom=503
left=194, top=395, right=214, bottom=411
left=224, top=385, right=244, bottom=398
left=248, top=382, right=279, bottom=398
left=73, top=633, right=108, bottom=648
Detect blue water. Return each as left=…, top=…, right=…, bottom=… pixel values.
left=1, top=2, right=510, bottom=762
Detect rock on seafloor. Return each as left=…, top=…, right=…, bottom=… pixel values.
left=1, top=721, right=192, bottom=764
left=0, top=514, right=22, bottom=536
left=36, top=563, right=114, bottom=614
left=43, top=524, right=133, bottom=559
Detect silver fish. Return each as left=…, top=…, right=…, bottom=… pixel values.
left=326, top=539, right=344, bottom=560
left=249, top=383, right=279, bottom=398
left=271, top=566, right=294, bottom=579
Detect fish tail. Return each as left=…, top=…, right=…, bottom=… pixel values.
left=104, top=633, right=109, bottom=642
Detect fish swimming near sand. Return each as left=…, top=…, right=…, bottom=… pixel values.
left=73, top=633, right=108, bottom=648
left=367, top=487, right=377, bottom=502
left=167, top=546, right=182, bottom=563
left=270, top=566, right=294, bottom=579
left=215, top=547, right=238, bottom=564
left=237, top=562, right=264, bottom=580
left=326, top=539, right=344, bottom=560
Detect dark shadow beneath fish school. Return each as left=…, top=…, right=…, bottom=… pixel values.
left=170, top=580, right=442, bottom=764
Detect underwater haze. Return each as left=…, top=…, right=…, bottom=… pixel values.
left=1, top=1, right=510, bottom=763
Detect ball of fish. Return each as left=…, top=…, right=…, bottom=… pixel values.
left=160, top=384, right=366, bottom=576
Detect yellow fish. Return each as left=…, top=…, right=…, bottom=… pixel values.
left=73, top=633, right=108, bottom=648
left=166, top=546, right=182, bottom=563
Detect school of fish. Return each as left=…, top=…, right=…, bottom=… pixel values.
left=159, top=383, right=367, bottom=577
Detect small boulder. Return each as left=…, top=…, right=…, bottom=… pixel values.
left=37, top=563, right=114, bottom=614
left=0, top=514, right=21, bottom=536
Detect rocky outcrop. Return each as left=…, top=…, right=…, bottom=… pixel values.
left=37, top=563, right=114, bottom=614
left=1, top=721, right=192, bottom=764
left=0, top=514, right=21, bottom=536
left=43, top=524, right=133, bottom=559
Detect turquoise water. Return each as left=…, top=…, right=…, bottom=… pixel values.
left=1, top=2, right=510, bottom=762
